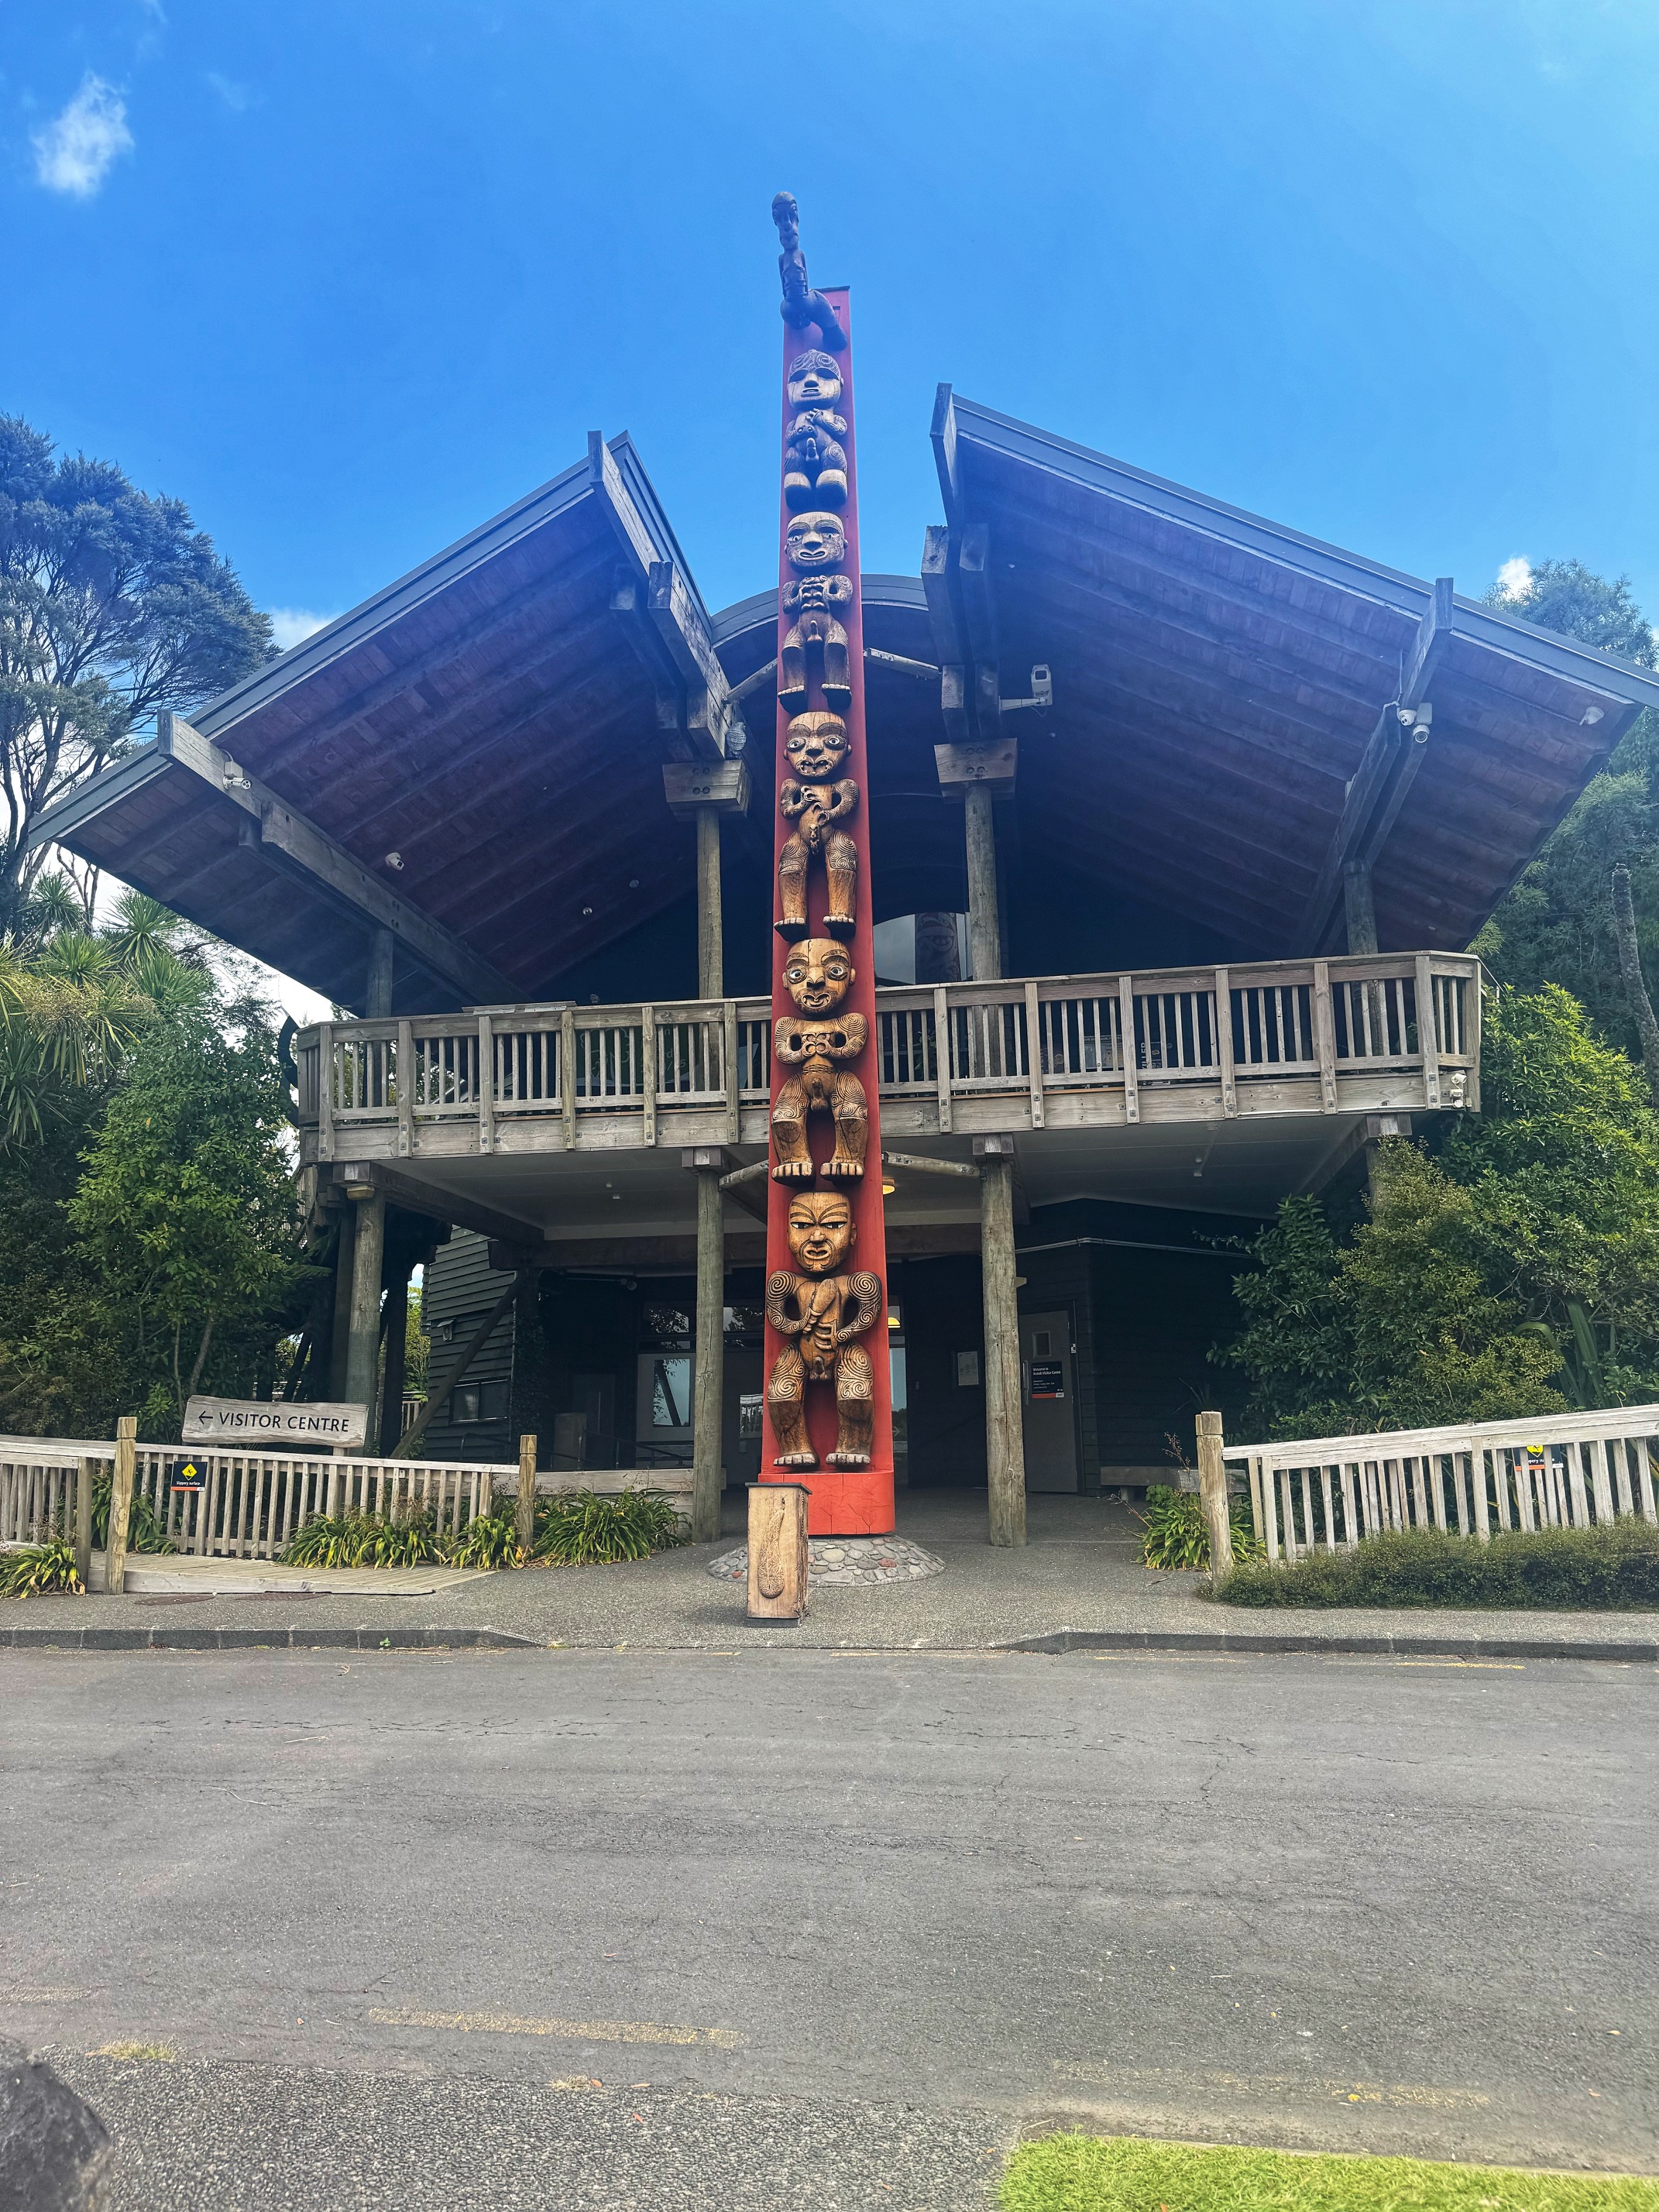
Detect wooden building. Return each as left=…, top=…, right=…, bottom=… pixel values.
left=37, top=397, right=1659, bottom=1524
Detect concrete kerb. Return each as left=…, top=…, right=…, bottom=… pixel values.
left=3, top=1620, right=1657, bottom=1661
left=998, top=1626, right=1659, bottom=1663
left=0, top=1623, right=542, bottom=1652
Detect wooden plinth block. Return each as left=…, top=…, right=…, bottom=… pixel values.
left=747, top=1481, right=810, bottom=1623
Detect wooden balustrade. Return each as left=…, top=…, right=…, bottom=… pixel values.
left=296, top=953, right=1481, bottom=1159
left=1223, top=1403, right=1659, bottom=1562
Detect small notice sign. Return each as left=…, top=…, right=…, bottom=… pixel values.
left=183, top=1396, right=368, bottom=1448
left=169, top=1458, right=207, bottom=1492
left=1029, top=1362, right=1066, bottom=1400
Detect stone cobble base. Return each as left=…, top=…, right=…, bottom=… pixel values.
left=707, top=1537, right=946, bottom=1587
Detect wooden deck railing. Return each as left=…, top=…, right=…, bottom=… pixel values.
left=0, top=1436, right=695, bottom=1562
left=1223, top=1405, right=1659, bottom=1561
left=296, top=953, right=1481, bottom=1158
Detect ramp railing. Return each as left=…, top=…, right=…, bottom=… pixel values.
left=1223, top=1405, right=1659, bottom=1562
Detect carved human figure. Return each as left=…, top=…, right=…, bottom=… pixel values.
left=771, top=192, right=848, bottom=354
left=765, top=1188, right=881, bottom=1471
left=777, top=711, right=857, bottom=939
left=779, top=511, right=852, bottom=709
left=771, top=939, right=867, bottom=1180
left=784, top=352, right=848, bottom=510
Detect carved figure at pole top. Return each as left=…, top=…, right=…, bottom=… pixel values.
left=771, top=191, right=848, bottom=354
left=784, top=350, right=848, bottom=512
left=771, top=938, right=867, bottom=1182
left=766, top=1187, right=881, bottom=1471
left=777, top=712, right=857, bottom=941
left=780, top=512, right=853, bottom=710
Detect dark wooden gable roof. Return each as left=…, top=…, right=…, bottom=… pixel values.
left=936, top=394, right=1659, bottom=953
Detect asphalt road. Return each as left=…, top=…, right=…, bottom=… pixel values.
left=3, top=1647, right=1655, bottom=2208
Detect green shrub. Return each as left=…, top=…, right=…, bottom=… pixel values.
left=532, top=1487, right=685, bottom=1566
left=1137, top=1483, right=1262, bottom=1571
left=1218, top=1520, right=1659, bottom=1610
left=445, top=1507, right=526, bottom=1571
left=91, top=1473, right=177, bottom=1555
left=0, top=1536, right=84, bottom=1597
left=1000, top=2131, right=1659, bottom=2210
left=282, top=1509, right=443, bottom=1570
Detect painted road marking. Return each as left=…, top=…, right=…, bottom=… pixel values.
left=369, top=2006, right=746, bottom=2049
left=1054, top=2062, right=1490, bottom=2112
left=0, top=1988, right=85, bottom=2004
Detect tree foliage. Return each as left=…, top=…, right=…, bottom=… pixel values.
left=1475, top=560, right=1659, bottom=1056
left=0, top=417, right=271, bottom=930
left=1219, top=988, right=1659, bottom=1437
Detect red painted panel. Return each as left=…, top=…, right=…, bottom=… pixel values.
left=760, top=287, right=895, bottom=1536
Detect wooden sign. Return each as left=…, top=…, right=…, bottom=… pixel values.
left=182, top=1396, right=367, bottom=1448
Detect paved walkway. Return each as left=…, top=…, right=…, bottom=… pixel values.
left=5, top=1492, right=1658, bottom=1657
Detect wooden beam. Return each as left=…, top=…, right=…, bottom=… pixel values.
left=156, top=716, right=516, bottom=1008
left=1402, top=577, right=1455, bottom=709
left=326, top=1160, right=544, bottom=1250
left=957, top=522, right=1001, bottom=742
left=922, top=526, right=970, bottom=741
left=648, top=561, right=734, bottom=758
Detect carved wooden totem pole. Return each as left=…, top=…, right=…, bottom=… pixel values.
left=761, top=194, right=894, bottom=1535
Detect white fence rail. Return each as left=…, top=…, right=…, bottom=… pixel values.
left=0, top=1437, right=696, bottom=1565
left=297, top=953, right=1480, bottom=1156
left=1224, top=1406, right=1659, bottom=1562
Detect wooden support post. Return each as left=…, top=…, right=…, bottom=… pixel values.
left=690, top=1154, right=725, bottom=1544
left=378, top=1252, right=415, bottom=1455
left=963, top=782, right=1001, bottom=982
left=977, top=1139, right=1026, bottom=1547
left=746, top=1481, right=809, bottom=1623
left=1343, top=862, right=1378, bottom=956
left=366, top=926, right=395, bottom=1018
left=328, top=1204, right=356, bottom=1399
left=74, top=1454, right=94, bottom=1592
left=516, top=1433, right=537, bottom=1552
left=1197, top=1411, right=1233, bottom=1581
left=344, top=1186, right=386, bottom=1437
left=696, top=807, right=723, bottom=1001
left=106, top=1416, right=137, bottom=1596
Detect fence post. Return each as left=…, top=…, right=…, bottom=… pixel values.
left=74, top=1455, right=94, bottom=1592
left=106, top=1417, right=137, bottom=1595
left=1197, top=1411, right=1233, bottom=1581
left=516, top=1434, right=537, bottom=1552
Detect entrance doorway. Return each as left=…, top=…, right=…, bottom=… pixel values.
left=1021, top=1310, right=1079, bottom=1492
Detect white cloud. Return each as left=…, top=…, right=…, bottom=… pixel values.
left=269, top=607, right=338, bottom=651
left=205, top=71, right=250, bottom=113
left=1495, top=556, right=1534, bottom=603
left=33, top=76, right=133, bottom=199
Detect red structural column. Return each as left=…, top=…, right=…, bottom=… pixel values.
left=760, top=284, right=895, bottom=1536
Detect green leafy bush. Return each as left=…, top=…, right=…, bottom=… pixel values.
left=1136, top=1483, right=1262, bottom=1571
left=91, top=1474, right=177, bottom=1556
left=445, top=1508, right=526, bottom=1571
left=1218, top=1521, right=1659, bottom=1610
left=532, top=1488, right=686, bottom=1566
left=0, top=1536, right=83, bottom=1597
left=282, top=1510, right=443, bottom=1570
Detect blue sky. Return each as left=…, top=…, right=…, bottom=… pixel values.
left=5, top=0, right=1658, bottom=647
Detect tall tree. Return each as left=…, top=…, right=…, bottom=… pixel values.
left=1475, top=560, right=1659, bottom=1053
left=0, top=417, right=272, bottom=930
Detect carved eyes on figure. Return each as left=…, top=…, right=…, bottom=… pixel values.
left=785, top=512, right=845, bottom=572
left=787, top=1190, right=856, bottom=1271
left=787, top=349, right=843, bottom=407
left=785, top=711, right=848, bottom=774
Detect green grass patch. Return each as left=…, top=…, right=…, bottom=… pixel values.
left=1217, top=1522, right=1659, bottom=1610
left=1000, top=2134, right=1659, bottom=2211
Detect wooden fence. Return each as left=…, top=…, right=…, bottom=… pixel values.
left=0, top=1437, right=695, bottom=1566
left=1224, top=1405, right=1659, bottom=1563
